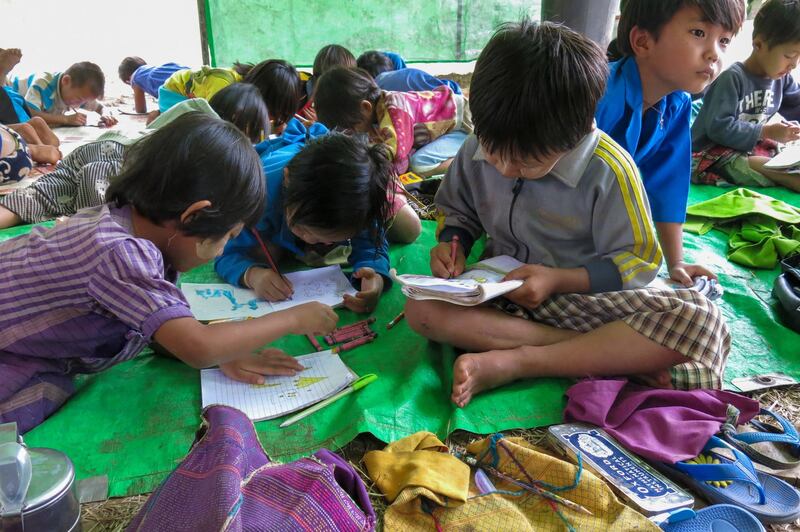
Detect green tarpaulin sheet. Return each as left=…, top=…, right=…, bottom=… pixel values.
left=1, top=184, right=798, bottom=497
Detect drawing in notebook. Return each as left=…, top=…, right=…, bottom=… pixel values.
left=200, top=350, right=357, bottom=421
left=182, top=265, right=357, bottom=321
left=391, top=255, right=527, bottom=306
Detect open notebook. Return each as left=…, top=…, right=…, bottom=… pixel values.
left=764, top=145, right=800, bottom=172
left=200, top=350, right=357, bottom=421
left=391, top=255, right=525, bottom=306
left=182, top=265, right=356, bottom=321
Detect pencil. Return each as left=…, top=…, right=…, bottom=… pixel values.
left=250, top=228, right=292, bottom=298
left=450, top=235, right=460, bottom=278
left=386, top=311, right=405, bottom=330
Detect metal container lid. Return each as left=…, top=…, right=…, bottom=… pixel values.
left=20, top=448, right=75, bottom=514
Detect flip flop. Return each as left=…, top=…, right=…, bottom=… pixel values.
left=721, top=408, right=800, bottom=470
left=658, top=436, right=800, bottom=524
left=656, top=504, right=765, bottom=531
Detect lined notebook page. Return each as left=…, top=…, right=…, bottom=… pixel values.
left=200, top=351, right=356, bottom=421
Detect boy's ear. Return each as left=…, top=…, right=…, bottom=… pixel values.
left=629, top=26, right=654, bottom=58
left=359, top=99, right=373, bottom=118
left=752, top=36, right=765, bottom=52
left=180, top=200, right=212, bottom=224
left=61, top=74, right=72, bottom=88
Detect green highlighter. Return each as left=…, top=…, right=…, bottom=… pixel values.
left=279, top=373, right=378, bottom=428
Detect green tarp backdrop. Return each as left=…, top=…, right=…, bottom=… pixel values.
left=204, top=0, right=541, bottom=66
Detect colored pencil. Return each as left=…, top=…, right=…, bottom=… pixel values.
left=332, top=333, right=377, bottom=353
left=250, top=228, right=292, bottom=299
left=386, top=311, right=405, bottom=329
left=450, top=235, right=460, bottom=278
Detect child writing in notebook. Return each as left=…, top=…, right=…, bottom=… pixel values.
left=405, top=20, right=730, bottom=407
left=692, top=0, right=800, bottom=191
left=216, top=130, right=393, bottom=314
left=595, top=0, right=745, bottom=286
left=0, top=113, right=338, bottom=434
left=19, top=61, right=118, bottom=127
left=0, top=83, right=269, bottom=228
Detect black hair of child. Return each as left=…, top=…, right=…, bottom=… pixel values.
left=617, top=0, right=745, bottom=56
left=356, top=51, right=394, bottom=78
left=284, top=132, right=392, bottom=244
left=754, top=0, right=800, bottom=49
left=313, top=45, right=357, bottom=78
left=106, top=112, right=265, bottom=239
left=209, top=83, right=271, bottom=143
left=64, top=61, right=106, bottom=97
left=118, top=56, right=146, bottom=83
left=469, top=19, right=608, bottom=162
left=242, top=59, right=301, bottom=127
left=314, top=67, right=381, bottom=130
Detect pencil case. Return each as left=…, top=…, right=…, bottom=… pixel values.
left=547, top=423, right=694, bottom=516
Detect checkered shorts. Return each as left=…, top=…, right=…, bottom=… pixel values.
left=494, top=288, right=730, bottom=390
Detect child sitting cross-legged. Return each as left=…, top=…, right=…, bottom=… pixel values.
left=404, top=20, right=731, bottom=408
left=0, top=113, right=338, bottom=434
left=692, top=0, right=800, bottom=191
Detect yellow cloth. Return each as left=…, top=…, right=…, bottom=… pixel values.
left=369, top=434, right=658, bottom=532
left=163, top=67, right=242, bottom=100
left=363, top=431, right=470, bottom=503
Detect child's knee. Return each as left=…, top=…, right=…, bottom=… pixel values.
left=405, top=299, right=441, bottom=335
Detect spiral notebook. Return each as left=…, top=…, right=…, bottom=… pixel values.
left=200, top=350, right=357, bottom=421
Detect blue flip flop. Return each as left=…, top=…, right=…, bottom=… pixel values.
left=657, top=504, right=765, bottom=531
left=721, top=408, right=800, bottom=470
left=659, top=436, right=800, bottom=524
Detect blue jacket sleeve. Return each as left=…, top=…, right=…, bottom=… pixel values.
left=215, top=227, right=263, bottom=286
left=780, top=73, right=800, bottom=121
left=638, top=95, right=692, bottom=223
left=348, top=228, right=392, bottom=290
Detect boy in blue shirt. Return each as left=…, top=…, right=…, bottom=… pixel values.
left=596, top=0, right=745, bottom=286
left=692, top=0, right=800, bottom=191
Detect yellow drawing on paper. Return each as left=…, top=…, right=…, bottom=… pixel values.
left=250, top=382, right=280, bottom=389
left=295, top=376, right=327, bottom=389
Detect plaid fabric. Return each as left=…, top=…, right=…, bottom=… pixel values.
left=691, top=140, right=779, bottom=186
left=494, top=287, right=730, bottom=390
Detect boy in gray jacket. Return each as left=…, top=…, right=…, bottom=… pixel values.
left=405, top=20, right=730, bottom=407
left=692, top=0, right=800, bottom=190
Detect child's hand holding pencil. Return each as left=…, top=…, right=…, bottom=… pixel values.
left=430, top=236, right=465, bottom=279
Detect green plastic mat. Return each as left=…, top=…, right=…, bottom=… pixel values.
left=4, top=221, right=567, bottom=497
left=3, top=184, right=798, bottom=497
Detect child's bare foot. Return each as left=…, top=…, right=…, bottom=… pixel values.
left=0, top=206, right=22, bottom=229
left=451, top=349, right=524, bottom=407
left=630, top=369, right=674, bottom=389
left=0, top=48, right=22, bottom=80
left=29, top=145, right=62, bottom=165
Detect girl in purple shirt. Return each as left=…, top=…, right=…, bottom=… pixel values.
left=0, top=112, right=338, bottom=433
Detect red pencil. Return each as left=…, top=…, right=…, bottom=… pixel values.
left=306, top=334, right=324, bottom=352
left=337, top=318, right=376, bottom=332
left=250, top=228, right=292, bottom=298
left=333, top=333, right=377, bottom=353
left=450, top=235, right=460, bottom=278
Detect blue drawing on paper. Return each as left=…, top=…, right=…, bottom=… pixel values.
left=195, top=288, right=259, bottom=312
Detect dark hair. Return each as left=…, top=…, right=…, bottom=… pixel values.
left=356, top=50, right=394, bottom=78
left=754, top=0, right=800, bottom=48
left=242, top=59, right=301, bottom=127
left=617, top=0, right=745, bottom=56
left=470, top=20, right=608, bottom=161
left=118, top=56, right=146, bottom=83
left=106, top=113, right=264, bottom=238
left=64, top=61, right=105, bottom=97
left=284, top=133, right=392, bottom=242
left=314, top=67, right=381, bottom=130
left=209, top=83, right=271, bottom=143
left=313, top=45, right=356, bottom=77
left=232, top=61, right=253, bottom=76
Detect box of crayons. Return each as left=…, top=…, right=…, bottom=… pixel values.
left=547, top=423, right=694, bottom=516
